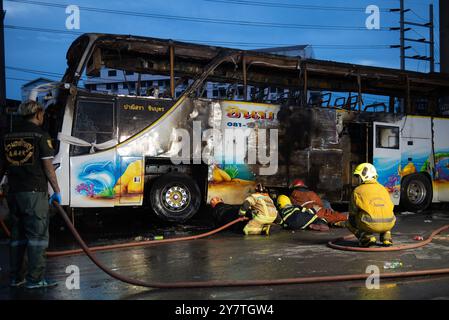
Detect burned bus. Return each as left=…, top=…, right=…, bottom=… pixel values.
left=36, top=33, right=449, bottom=222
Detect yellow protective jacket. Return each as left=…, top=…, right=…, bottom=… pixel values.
left=349, top=180, right=396, bottom=233
left=240, top=193, right=278, bottom=224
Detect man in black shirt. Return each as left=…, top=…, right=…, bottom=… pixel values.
left=0, top=100, right=61, bottom=289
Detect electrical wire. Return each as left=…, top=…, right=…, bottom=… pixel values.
left=5, top=0, right=390, bottom=31
left=4, top=25, right=395, bottom=50
left=203, top=0, right=390, bottom=12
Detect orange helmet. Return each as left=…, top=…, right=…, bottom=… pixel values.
left=290, top=179, right=307, bottom=189
left=210, top=197, right=224, bottom=208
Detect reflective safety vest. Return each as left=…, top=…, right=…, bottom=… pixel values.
left=240, top=193, right=278, bottom=224
left=350, top=180, right=396, bottom=232
left=279, top=205, right=319, bottom=229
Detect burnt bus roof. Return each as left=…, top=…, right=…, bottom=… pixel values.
left=66, top=33, right=449, bottom=98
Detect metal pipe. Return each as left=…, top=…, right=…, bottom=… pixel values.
left=169, top=45, right=175, bottom=98
left=242, top=54, right=247, bottom=101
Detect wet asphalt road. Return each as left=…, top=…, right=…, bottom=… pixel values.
left=1, top=206, right=449, bottom=300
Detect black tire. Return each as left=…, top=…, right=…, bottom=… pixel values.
left=149, top=173, right=201, bottom=223
left=400, top=174, right=432, bottom=212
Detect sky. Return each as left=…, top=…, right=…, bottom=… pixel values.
left=3, top=0, right=442, bottom=100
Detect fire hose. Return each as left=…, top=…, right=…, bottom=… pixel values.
left=327, top=224, right=449, bottom=252
left=1, top=203, right=449, bottom=288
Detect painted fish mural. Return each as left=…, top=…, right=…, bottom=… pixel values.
left=75, top=159, right=144, bottom=199
left=77, top=161, right=117, bottom=198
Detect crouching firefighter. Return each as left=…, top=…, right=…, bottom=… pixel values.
left=349, top=163, right=396, bottom=247
left=239, top=183, right=278, bottom=235
left=276, top=195, right=329, bottom=231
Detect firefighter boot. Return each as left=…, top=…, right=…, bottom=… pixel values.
left=261, top=225, right=271, bottom=236
left=380, top=231, right=393, bottom=247
left=359, top=233, right=377, bottom=247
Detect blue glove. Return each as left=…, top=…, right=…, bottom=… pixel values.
left=49, top=193, right=61, bottom=206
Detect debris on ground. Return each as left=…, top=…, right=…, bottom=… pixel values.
left=384, top=261, right=403, bottom=269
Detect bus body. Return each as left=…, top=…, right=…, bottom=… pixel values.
left=36, top=33, right=449, bottom=221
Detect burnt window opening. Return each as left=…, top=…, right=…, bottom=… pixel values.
left=71, top=99, right=116, bottom=155
left=376, top=125, right=399, bottom=149
left=117, top=98, right=172, bottom=143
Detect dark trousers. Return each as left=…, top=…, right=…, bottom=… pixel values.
left=284, top=212, right=317, bottom=230
left=7, top=192, right=49, bottom=283
left=212, top=203, right=246, bottom=233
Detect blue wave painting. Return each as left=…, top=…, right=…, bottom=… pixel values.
left=77, top=161, right=118, bottom=197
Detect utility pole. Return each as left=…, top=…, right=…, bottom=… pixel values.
left=429, top=4, right=435, bottom=73
left=441, top=0, right=449, bottom=74
left=400, top=0, right=406, bottom=70
left=441, top=0, right=449, bottom=115
left=0, top=0, right=6, bottom=107
left=390, top=0, right=435, bottom=73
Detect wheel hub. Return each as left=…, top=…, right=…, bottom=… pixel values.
left=163, top=185, right=190, bottom=211
left=407, top=180, right=426, bottom=205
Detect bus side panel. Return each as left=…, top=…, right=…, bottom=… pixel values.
left=372, top=121, right=402, bottom=205
left=433, top=118, right=449, bottom=201
left=207, top=100, right=279, bottom=205
left=70, top=149, right=117, bottom=207
left=399, top=116, right=433, bottom=180
left=115, top=156, right=144, bottom=205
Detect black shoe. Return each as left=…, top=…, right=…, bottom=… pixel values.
left=9, top=279, right=26, bottom=288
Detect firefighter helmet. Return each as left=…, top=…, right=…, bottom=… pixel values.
left=353, top=163, right=378, bottom=182
left=290, top=179, right=307, bottom=189
left=210, top=197, right=223, bottom=208
left=277, top=195, right=292, bottom=209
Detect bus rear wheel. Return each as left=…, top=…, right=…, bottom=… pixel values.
left=400, top=174, right=432, bottom=212
left=150, top=173, right=201, bottom=223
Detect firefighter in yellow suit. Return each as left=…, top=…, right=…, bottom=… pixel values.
left=239, top=183, right=278, bottom=235
left=349, top=163, right=396, bottom=247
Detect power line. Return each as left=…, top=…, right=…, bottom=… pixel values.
left=5, top=0, right=390, bottom=31
left=203, top=0, right=390, bottom=12
left=4, top=25, right=395, bottom=50
left=7, top=65, right=63, bottom=77
left=6, top=76, right=35, bottom=82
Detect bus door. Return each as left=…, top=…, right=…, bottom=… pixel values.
left=69, top=95, right=118, bottom=207
left=372, top=122, right=402, bottom=204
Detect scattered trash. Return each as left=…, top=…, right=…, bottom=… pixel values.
left=384, top=261, right=403, bottom=269
left=424, top=220, right=433, bottom=223
left=278, top=258, right=282, bottom=261
left=400, top=211, right=416, bottom=215
left=229, top=256, right=233, bottom=260
left=134, top=236, right=144, bottom=241
left=153, top=235, right=164, bottom=240
left=413, top=236, right=424, bottom=241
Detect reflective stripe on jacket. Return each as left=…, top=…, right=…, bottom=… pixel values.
left=241, top=193, right=278, bottom=224
left=350, top=180, right=396, bottom=233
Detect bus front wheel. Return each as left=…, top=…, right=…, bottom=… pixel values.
left=150, top=173, right=201, bottom=223
left=400, top=174, right=432, bottom=212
